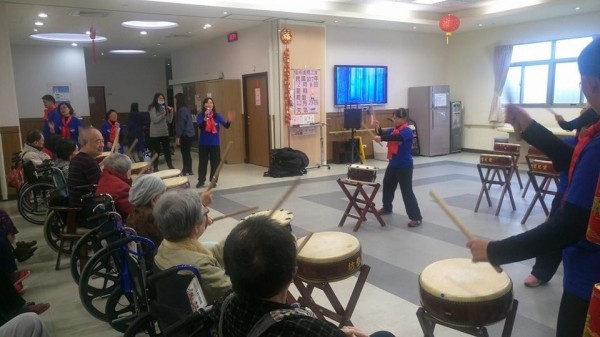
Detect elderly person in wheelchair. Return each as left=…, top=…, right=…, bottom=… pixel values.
left=153, top=189, right=230, bottom=305
left=126, top=175, right=167, bottom=246
left=96, top=153, right=133, bottom=219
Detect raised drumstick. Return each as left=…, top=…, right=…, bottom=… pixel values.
left=110, top=127, right=121, bottom=153
left=545, top=107, right=559, bottom=116
left=362, top=122, right=383, bottom=147
left=267, top=177, right=301, bottom=218
left=125, top=138, right=138, bottom=157
left=296, top=232, right=314, bottom=256
left=210, top=206, right=259, bottom=222
left=206, top=141, right=233, bottom=191
left=430, top=190, right=503, bottom=273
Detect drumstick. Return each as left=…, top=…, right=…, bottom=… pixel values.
left=429, top=190, right=503, bottom=273
left=505, top=88, right=521, bottom=141
left=210, top=206, right=259, bottom=222
left=206, top=141, right=233, bottom=191
left=125, top=138, right=138, bottom=157
left=296, top=232, right=314, bottom=256
left=144, top=153, right=159, bottom=172
left=362, top=122, right=383, bottom=147
left=110, top=127, right=121, bottom=153
left=545, top=107, right=559, bottom=116
left=267, top=177, right=301, bottom=218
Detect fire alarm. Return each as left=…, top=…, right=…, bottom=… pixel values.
left=227, top=32, right=238, bottom=42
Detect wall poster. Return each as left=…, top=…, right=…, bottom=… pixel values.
left=293, top=69, right=320, bottom=115
left=49, top=84, right=71, bottom=102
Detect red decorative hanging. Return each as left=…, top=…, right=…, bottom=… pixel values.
left=439, top=14, right=460, bottom=44
left=280, top=28, right=293, bottom=131
left=89, top=26, right=97, bottom=63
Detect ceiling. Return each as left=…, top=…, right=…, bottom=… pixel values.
left=3, top=0, right=599, bottom=59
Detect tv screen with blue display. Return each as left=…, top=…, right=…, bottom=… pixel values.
left=334, top=65, right=388, bottom=106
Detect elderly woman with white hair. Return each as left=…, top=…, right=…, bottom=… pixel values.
left=126, top=175, right=167, bottom=246
left=153, top=189, right=230, bottom=305
left=96, top=153, right=133, bottom=219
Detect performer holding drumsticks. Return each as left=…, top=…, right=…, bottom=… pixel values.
left=467, top=38, right=600, bottom=337
left=373, top=108, right=423, bottom=227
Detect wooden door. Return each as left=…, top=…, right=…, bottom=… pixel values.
left=88, top=86, right=106, bottom=128
left=243, top=73, right=270, bottom=167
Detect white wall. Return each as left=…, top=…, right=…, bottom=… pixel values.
left=448, top=12, right=600, bottom=150
left=85, top=55, right=167, bottom=113
left=11, top=45, right=89, bottom=118
left=326, top=26, right=448, bottom=113
left=171, top=23, right=270, bottom=83
left=0, top=3, right=19, bottom=127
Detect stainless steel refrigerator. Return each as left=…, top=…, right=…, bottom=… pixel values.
left=408, top=85, right=450, bottom=156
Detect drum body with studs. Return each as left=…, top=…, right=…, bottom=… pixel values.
left=419, top=258, right=513, bottom=327
left=241, top=209, right=294, bottom=232
left=347, top=164, right=377, bottom=183
left=296, top=231, right=362, bottom=283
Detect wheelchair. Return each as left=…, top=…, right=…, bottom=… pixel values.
left=17, top=160, right=55, bottom=225
left=78, top=227, right=156, bottom=329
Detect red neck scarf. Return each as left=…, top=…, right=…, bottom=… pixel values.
left=109, top=121, right=118, bottom=143
left=61, top=115, right=72, bottom=139
left=386, top=123, right=409, bottom=160
left=568, top=119, right=600, bottom=183
left=204, top=111, right=217, bottom=134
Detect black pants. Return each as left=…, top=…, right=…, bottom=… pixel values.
left=556, top=291, right=589, bottom=337
left=381, top=165, right=422, bottom=221
left=149, top=136, right=173, bottom=171
left=198, top=145, right=220, bottom=185
left=0, top=272, right=26, bottom=325
left=0, top=235, right=16, bottom=275
left=531, top=192, right=564, bottom=282
left=179, top=136, right=193, bottom=175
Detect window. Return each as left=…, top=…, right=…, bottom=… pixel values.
left=502, top=36, right=592, bottom=106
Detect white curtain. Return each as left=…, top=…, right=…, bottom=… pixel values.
left=488, top=45, right=513, bottom=122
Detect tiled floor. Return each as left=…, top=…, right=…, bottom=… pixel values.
left=3, top=150, right=560, bottom=336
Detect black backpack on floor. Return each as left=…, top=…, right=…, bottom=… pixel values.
left=264, top=148, right=309, bottom=178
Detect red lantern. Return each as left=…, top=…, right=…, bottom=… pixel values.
left=439, top=14, right=460, bottom=44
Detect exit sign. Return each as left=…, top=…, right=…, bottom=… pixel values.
left=227, top=32, right=238, bottom=42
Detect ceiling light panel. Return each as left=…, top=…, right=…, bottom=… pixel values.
left=109, top=50, right=146, bottom=54
left=122, top=21, right=178, bottom=29
left=30, top=33, right=108, bottom=42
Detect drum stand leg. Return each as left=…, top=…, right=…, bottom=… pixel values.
left=337, top=179, right=386, bottom=232
left=293, top=264, right=370, bottom=327
left=416, top=299, right=518, bottom=337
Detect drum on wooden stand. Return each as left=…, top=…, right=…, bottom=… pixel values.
left=417, top=258, right=519, bottom=336
left=149, top=169, right=181, bottom=180
left=164, top=176, right=190, bottom=190
left=293, top=231, right=370, bottom=327
left=241, top=209, right=294, bottom=232
left=131, top=162, right=153, bottom=175
left=347, top=164, right=377, bottom=183
left=296, top=232, right=362, bottom=282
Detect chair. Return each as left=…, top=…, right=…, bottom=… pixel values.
left=475, top=154, right=516, bottom=216
left=520, top=159, right=558, bottom=224
left=493, top=143, right=523, bottom=190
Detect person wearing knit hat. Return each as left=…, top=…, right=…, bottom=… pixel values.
left=126, top=175, right=167, bottom=245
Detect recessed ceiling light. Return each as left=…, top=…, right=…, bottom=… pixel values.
left=85, top=31, right=91, bottom=35
left=334, top=20, right=338, bottom=23
left=34, top=21, right=44, bottom=26
left=413, top=26, right=417, bottom=29
left=101, top=52, right=105, bottom=55
left=223, top=11, right=228, bottom=15
left=478, top=23, right=483, bottom=27
left=71, top=43, right=78, bottom=47
left=203, top=24, right=212, bottom=29
left=30, top=33, right=107, bottom=42
left=156, top=43, right=161, bottom=46
left=575, top=7, right=580, bottom=10
left=38, top=13, right=48, bottom=18
left=122, top=21, right=178, bottom=30
left=140, top=31, right=148, bottom=35
left=33, top=29, right=38, bottom=32
left=413, top=0, right=446, bottom=4
left=109, top=49, right=146, bottom=54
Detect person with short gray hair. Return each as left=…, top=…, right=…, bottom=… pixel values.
left=126, top=175, right=167, bottom=245
left=153, top=189, right=231, bottom=305
left=96, top=153, right=133, bottom=219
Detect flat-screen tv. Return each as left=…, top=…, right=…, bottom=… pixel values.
left=334, top=65, right=388, bottom=106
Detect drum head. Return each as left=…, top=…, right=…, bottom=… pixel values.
left=164, top=177, right=189, bottom=189
left=149, top=169, right=181, bottom=179
left=131, top=162, right=149, bottom=171
left=419, top=258, right=512, bottom=302
left=297, top=232, right=360, bottom=264
left=349, top=164, right=377, bottom=171
left=242, top=209, right=293, bottom=226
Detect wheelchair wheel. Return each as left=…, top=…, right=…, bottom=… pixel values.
left=124, top=312, right=162, bottom=337
left=18, top=181, right=54, bottom=225
left=106, top=286, right=138, bottom=333
left=79, top=245, right=121, bottom=321
left=43, top=211, right=73, bottom=254
left=70, top=227, right=104, bottom=284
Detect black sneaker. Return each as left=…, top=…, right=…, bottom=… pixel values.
left=196, top=182, right=205, bottom=188
left=377, top=208, right=392, bottom=215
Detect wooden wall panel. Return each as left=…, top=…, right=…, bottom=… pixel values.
left=326, top=109, right=394, bottom=162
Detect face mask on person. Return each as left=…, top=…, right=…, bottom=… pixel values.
left=157, top=99, right=165, bottom=105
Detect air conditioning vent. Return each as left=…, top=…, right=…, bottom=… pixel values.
left=69, top=10, right=110, bottom=18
